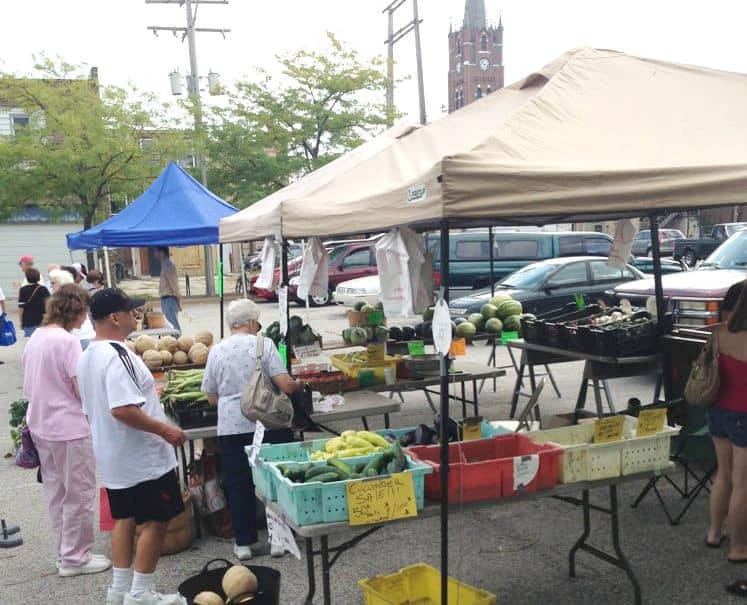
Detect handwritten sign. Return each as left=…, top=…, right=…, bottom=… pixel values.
left=346, top=473, right=417, bottom=526
left=449, top=338, right=467, bottom=356
left=366, top=343, right=386, bottom=363
left=636, top=408, right=667, bottom=437
left=367, top=310, right=385, bottom=326
left=293, top=342, right=323, bottom=359
left=574, top=294, right=586, bottom=310
left=593, top=415, right=626, bottom=444
left=407, top=341, right=426, bottom=356
left=246, top=421, right=265, bottom=467
left=266, top=507, right=301, bottom=559
left=513, top=454, right=539, bottom=491
left=462, top=417, right=482, bottom=441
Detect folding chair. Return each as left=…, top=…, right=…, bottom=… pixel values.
left=631, top=399, right=716, bottom=525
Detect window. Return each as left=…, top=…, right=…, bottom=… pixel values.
left=584, top=237, right=612, bottom=256
left=487, top=85, right=492, bottom=94
left=495, top=239, right=540, bottom=260
left=558, top=236, right=584, bottom=256
left=480, top=34, right=488, bottom=51
left=475, top=86, right=482, bottom=99
left=456, top=38, right=462, bottom=54
left=546, top=263, right=588, bottom=288
left=12, top=115, right=29, bottom=127
left=455, top=240, right=489, bottom=260
left=590, top=262, right=634, bottom=283
left=342, top=248, right=371, bottom=267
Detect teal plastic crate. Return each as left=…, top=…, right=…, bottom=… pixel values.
left=269, top=453, right=432, bottom=526
left=248, top=422, right=508, bottom=501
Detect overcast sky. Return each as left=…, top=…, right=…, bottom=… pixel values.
left=2, top=0, right=747, bottom=124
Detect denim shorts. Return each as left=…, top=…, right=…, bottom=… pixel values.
left=708, top=407, right=747, bottom=448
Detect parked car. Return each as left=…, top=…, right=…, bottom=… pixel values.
left=630, top=229, right=684, bottom=257
left=613, top=228, right=747, bottom=326
left=629, top=256, right=684, bottom=275
left=448, top=256, right=645, bottom=318
left=333, top=275, right=380, bottom=307
left=673, top=222, right=747, bottom=267
left=425, top=230, right=615, bottom=293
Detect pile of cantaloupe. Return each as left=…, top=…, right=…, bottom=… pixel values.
left=193, top=564, right=259, bottom=604
left=125, top=331, right=214, bottom=369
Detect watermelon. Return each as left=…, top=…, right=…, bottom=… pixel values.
left=350, top=327, right=368, bottom=345
left=374, top=301, right=384, bottom=311
left=402, top=326, right=416, bottom=340
left=502, top=315, right=521, bottom=333
left=456, top=321, right=477, bottom=338
left=480, top=303, right=498, bottom=320
left=354, top=301, right=366, bottom=311
left=454, top=317, right=466, bottom=326
left=489, top=293, right=513, bottom=308
left=364, top=326, right=374, bottom=341
left=468, top=313, right=485, bottom=330
left=485, top=318, right=503, bottom=334
left=388, top=326, right=403, bottom=342
left=289, top=315, right=304, bottom=333
left=422, top=306, right=435, bottom=321
left=360, top=304, right=375, bottom=313
left=342, top=328, right=353, bottom=345
left=374, top=326, right=389, bottom=343
left=497, top=299, right=523, bottom=319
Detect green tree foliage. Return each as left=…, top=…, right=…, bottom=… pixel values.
left=206, top=33, right=391, bottom=207
left=0, top=57, right=189, bottom=234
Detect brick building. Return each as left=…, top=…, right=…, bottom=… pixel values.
left=448, top=0, right=504, bottom=113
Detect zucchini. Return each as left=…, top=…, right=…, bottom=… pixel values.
left=311, top=472, right=341, bottom=483
left=390, top=441, right=407, bottom=470
left=327, top=457, right=353, bottom=478
left=362, top=453, right=386, bottom=477
left=305, top=465, right=337, bottom=481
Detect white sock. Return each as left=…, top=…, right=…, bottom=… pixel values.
left=111, top=567, right=132, bottom=593
left=130, top=571, right=154, bottom=596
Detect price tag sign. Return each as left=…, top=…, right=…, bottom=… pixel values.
left=407, top=341, right=425, bottom=356
left=346, top=473, right=418, bottom=526
left=293, top=342, right=323, bottom=359
left=278, top=286, right=288, bottom=335
left=367, top=310, right=385, bottom=326
left=266, top=507, right=301, bottom=559
left=636, top=408, right=667, bottom=437
left=513, top=454, right=539, bottom=491
left=501, top=331, right=519, bottom=344
left=449, top=338, right=467, bottom=356
left=247, top=421, right=265, bottom=467
left=593, top=415, right=626, bottom=444
left=366, top=343, right=386, bottom=363
left=431, top=299, right=453, bottom=356
left=278, top=343, right=288, bottom=366
left=574, top=294, right=586, bottom=310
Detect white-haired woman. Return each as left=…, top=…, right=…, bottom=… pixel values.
left=201, top=299, right=303, bottom=561
left=49, top=269, right=95, bottom=350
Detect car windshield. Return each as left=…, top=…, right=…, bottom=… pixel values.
left=702, top=230, right=747, bottom=270
left=726, top=223, right=747, bottom=237
left=328, top=246, right=349, bottom=263
left=500, top=263, right=559, bottom=288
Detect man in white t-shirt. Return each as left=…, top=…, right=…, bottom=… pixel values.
left=77, top=288, right=187, bottom=605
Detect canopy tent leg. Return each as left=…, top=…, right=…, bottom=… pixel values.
left=438, top=220, right=450, bottom=605
left=239, top=243, right=248, bottom=298
left=489, top=226, right=495, bottom=297
left=648, top=214, right=666, bottom=328
left=219, top=244, right=225, bottom=339
left=281, top=240, right=291, bottom=373
left=103, top=247, right=112, bottom=288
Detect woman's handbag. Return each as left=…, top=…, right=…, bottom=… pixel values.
left=0, top=314, right=17, bottom=346
left=15, top=426, right=40, bottom=469
left=684, top=329, right=720, bottom=407
left=240, top=336, right=294, bottom=429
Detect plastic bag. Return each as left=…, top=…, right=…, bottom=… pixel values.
left=15, top=426, right=39, bottom=469
left=297, top=237, right=329, bottom=301
left=0, top=313, right=17, bottom=347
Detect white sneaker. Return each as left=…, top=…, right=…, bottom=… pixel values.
left=58, top=554, right=111, bottom=577
left=123, top=591, right=186, bottom=605
left=270, top=543, right=286, bottom=558
left=233, top=543, right=253, bottom=561
left=106, top=587, right=126, bottom=605
left=56, top=553, right=110, bottom=570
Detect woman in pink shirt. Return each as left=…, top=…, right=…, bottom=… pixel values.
left=21, top=284, right=111, bottom=578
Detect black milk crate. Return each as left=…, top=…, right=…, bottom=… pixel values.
left=521, top=317, right=543, bottom=343
left=546, top=322, right=570, bottom=349
left=172, top=403, right=217, bottom=429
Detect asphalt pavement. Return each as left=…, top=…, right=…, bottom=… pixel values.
left=1, top=296, right=745, bottom=604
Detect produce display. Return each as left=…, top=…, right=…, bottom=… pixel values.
left=308, top=429, right=392, bottom=460
left=293, top=369, right=358, bottom=394
left=160, top=369, right=207, bottom=409
left=263, top=316, right=321, bottom=348
left=125, top=331, right=214, bottom=369
left=281, top=439, right=409, bottom=482
left=342, top=302, right=388, bottom=345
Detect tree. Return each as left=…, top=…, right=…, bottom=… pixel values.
left=0, top=57, right=189, bottom=265
left=206, top=33, right=392, bottom=207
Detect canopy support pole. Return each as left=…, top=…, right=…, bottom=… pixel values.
left=488, top=227, right=495, bottom=296
left=648, top=213, right=666, bottom=329
left=103, top=247, right=112, bottom=288
left=239, top=243, right=248, bottom=298
left=281, top=240, right=291, bottom=374
left=438, top=219, right=450, bottom=605
left=219, top=244, right=225, bottom=339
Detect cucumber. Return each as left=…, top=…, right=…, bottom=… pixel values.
left=327, top=457, right=353, bottom=479
left=390, top=441, right=407, bottom=470
left=362, top=453, right=386, bottom=477
left=305, top=465, right=337, bottom=481
left=310, top=472, right=341, bottom=483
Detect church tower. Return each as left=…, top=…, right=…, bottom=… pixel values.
left=448, top=1, right=504, bottom=112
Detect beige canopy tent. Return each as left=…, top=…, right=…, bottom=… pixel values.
left=220, top=47, right=747, bottom=242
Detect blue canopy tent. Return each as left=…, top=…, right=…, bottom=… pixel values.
left=67, top=161, right=238, bottom=336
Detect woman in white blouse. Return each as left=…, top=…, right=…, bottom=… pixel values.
left=201, top=299, right=303, bottom=561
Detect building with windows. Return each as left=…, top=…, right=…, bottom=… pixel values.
left=448, top=0, right=504, bottom=112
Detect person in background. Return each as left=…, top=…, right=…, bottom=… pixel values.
left=706, top=281, right=747, bottom=567
left=72, top=263, right=88, bottom=284
left=18, top=268, right=50, bottom=338
left=13, top=255, right=35, bottom=289
left=49, top=268, right=75, bottom=293
left=58, top=266, right=96, bottom=349
left=201, top=298, right=304, bottom=561
left=46, top=263, right=61, bottom=292
left=0, top=285, right=5, bottom=365
left=154, top=247, right=181, bottom=334
left=86, top=270, right=106, bottom=292
left=77, top=288, right=187, bottom=605
left=21, top=284, right=110, bottom=578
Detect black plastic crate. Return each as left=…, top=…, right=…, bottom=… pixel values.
left=172, top=403, right=217, bottom=429
left=521, top=317, right=543, bottom=343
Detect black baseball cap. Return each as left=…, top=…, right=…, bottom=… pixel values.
left=90, top=288, right=145, bottom=320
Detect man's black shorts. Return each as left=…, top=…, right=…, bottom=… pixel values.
left=106, top=469, right=184, bottom=525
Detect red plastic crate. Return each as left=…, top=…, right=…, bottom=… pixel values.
left=407, top=434, right=563, bottom=503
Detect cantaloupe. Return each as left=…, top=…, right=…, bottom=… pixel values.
left=194, top=331, right=214, bottom=347
left=125, top=340, right=137, bottom=353
left=193, top=592, right=224, bottom=605
left=142, top=350, right=163, bottom=369
left=158, top=335, right=179, bottom=353
left=159, top=350, right=173, bottom=365
left=177, top=335, right=194, bottom=353
left=172, top=350, right=188, bottom=365
left=134, top=335, right=157, bottom=354
left=222, top=565, right=258, bottom=601
left=188, top=343, right=209, bottom=364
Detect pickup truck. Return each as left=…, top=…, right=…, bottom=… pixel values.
left=673, top=222, right=747, bottom=267
left=613, top=228, right=747, bottom=326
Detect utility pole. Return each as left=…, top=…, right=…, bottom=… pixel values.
left=383, top=0, right=426, bottom=126
left=146, top=0, right=230, bottom=297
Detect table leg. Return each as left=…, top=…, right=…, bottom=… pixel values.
left=321, top=535, right=332, bottom=605
left=461, top=381, right=467, bottom=418
left=360, top=417, right=370, bottom=431
left=544, top=364, right=562, bottom=398
left=573, top=362, right=591, bottom=423
left=472, top=378, right=479, bottom=416
left=384, top=413, right=390, bottom=429
left=591, top=378, right=605, bottom=418
left=609, top=485, right=642, bottom=605
left=304, top=538, right=316, bottom=605
left=509, top=352, right=527, bottom=418
left=424, top=389, right=437, bottom=414
left=527, top=363, right=540, bottom=421
left=569, top=490, right=590, bottom=578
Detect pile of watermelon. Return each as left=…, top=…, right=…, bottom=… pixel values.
left=455, top=293, right=531, bottom=339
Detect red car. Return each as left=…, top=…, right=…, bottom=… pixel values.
left=249, top=256, right=304, bottom=301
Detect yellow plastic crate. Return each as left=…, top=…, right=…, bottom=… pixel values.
left=527, top=415, right=680, bottom=483
left=329, top=353, right=400, bottom=384
left=358, top=564, right=496, bottom=605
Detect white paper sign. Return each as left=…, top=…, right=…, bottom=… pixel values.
left=247, top=421, right=265, bottom=467
left=266, top=507, right=301, bottom=559
left=431, top=299, right=453, bottom=356
left=513, top=454, right=539, bottom=491
left=293, top=343, right=323, bottom=359
left=278, top=286, right=288, bottom=336
left=607, top=219, right=637, bottom=269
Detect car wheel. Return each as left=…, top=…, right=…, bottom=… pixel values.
left=308, top=290, right=331, bottom=307
left=683, top=249, right=697, bottom=267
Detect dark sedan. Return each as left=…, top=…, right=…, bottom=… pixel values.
left=449, top=256, right=646, bottom=318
